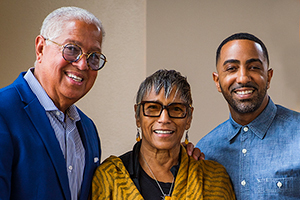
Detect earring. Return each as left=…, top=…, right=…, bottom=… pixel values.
left=136, top=128, right=141, bottom=142
left=185, top=130, right=189, bottom=145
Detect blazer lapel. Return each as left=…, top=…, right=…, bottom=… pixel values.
left=76, top=120, right=93, bottom=199
left=76, top=113, right=100, bottom=200
left=16, top=76, right=71, bottom=200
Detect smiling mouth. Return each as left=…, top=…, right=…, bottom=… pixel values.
left=235, top=90, right=254, bottom=95
left=66, top=73, right=83, bottom=82
left=154, top=130, right=174, bottom=134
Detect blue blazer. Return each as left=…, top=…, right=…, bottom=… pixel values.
left=0, top=72, right=101, bottom=200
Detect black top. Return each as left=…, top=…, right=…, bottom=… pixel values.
left=119, top=141, right=180, bottom=200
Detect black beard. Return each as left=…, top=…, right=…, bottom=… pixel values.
left=228, top=98, right=262, bottom=114
left=220, top=84, right=268, bottom=114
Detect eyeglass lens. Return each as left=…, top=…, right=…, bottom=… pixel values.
left=63, top=44, right=105, bottom=70
left=142, top=102, right=187, bottom=118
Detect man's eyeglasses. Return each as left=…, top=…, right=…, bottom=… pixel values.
left=138, top=101, right=191, bottom=119
left=44, top=38, right=107, bottom=71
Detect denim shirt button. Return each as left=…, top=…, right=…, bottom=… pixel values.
left=241, top=180, right=246, bottom=186
left=277, top=181, right=283, bottom=188
left=243, top=127, right=249, bottom=132
left=242, top=149, right=247, bottom=154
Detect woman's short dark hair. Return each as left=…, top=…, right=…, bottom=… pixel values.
left=135, top=69, right=192, bottom=118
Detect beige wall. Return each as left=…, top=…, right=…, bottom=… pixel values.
left=0, top=0, right=299, bottom=161
left=147, top=0, right=300, bottom=146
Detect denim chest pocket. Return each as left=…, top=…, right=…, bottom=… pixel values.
left=257, top=177, right=300, bottom=195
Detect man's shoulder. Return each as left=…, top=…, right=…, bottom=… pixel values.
left=76, top=107, right=90, bottom=119
left=275, top=104, right=300, bottom=122
left=0, top=73, right=33, bottom=107
left=198, top=120, right=230, bottom=143
left=196, top=119, right=230, bottom=158
left=76, top=107, right=96, bottom=126
left=0, top=73, right=23, bottom=91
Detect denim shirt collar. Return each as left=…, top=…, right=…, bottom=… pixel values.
left=228, top=97, right=277, bottom=141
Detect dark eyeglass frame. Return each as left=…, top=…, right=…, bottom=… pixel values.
left=137, top=101, right=192, bottom=119
left=44, top=37, right=107, bottom=71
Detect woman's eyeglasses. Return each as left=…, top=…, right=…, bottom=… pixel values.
left=138, top=101, right=191, bottom=118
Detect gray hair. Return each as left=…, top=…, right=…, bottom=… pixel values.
left=136, top=69, right=193, bottom=118
left=40, top=6, right=105, bottom=41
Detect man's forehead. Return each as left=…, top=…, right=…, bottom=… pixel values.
left=220, top=40, right=264, bottom=59
left=223, top=39, right=262, bottom=51
left=216, top=39, right=267, bottom=70
left=56, top=21, right=102, bottom=50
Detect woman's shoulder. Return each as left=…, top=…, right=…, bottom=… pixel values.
left=196, top=159, right=230, bottom=180
left=187, top=157, right=228, bottom=175
left=95, top=156, right=123, bottom=173
left=199, top=159, right=226, bottom=169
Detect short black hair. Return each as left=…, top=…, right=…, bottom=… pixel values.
left=216, top=32, right=269, bottom=66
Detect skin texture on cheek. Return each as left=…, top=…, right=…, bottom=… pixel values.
left=214, top=40, right=273, bottom=124
left=135, top=88, right=192, bottom=152
left=34, top=21, right=101, bottom=112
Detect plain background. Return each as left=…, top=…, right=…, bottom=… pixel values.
left=0, top=0, right=299, bottom=161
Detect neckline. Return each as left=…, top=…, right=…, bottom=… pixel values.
left=140, top=152, right=175, bottom=199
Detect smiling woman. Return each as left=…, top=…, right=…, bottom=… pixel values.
left=91, top=69, right=236, bottom=200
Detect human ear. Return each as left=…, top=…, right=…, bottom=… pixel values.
left=213, top=72, right=222, bottom=93
left=35, top=35, right=45, bottom=64
left=267, top=68, right=273, bottom=89
left=185, top=107, right=194, bottom=130
left=134, top=104, right=141, bottom=127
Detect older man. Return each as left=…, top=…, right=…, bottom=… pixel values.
left=197, top=33, right=300, bottom=199
left=0, top=7, right=106, bottom=200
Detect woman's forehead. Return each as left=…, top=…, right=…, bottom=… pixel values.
left=143, top=86, right=182, bottom=101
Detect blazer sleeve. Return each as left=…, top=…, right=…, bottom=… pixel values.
left=0, top=114, right=14, bottom=200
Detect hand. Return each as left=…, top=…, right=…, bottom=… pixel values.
left=182, top=142, right=205, bottom=160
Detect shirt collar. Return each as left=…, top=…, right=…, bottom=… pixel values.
left=24, top=67, right=80, bottom=122
left=228, top=97, right=277, bottom=141
left=24, top=68, right=57, bottom=111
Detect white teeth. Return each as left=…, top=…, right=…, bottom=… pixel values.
left=236, top=90, right=253, bottom=95
left=154, top=130, right=173, bottom=134
left=67, top=73, right=82, bottom=82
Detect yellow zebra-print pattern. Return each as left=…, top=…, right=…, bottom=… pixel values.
left=91, top=146, right=235, bottom=200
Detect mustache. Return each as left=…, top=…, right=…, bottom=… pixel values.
left=229, top=83, right=258, bottom=92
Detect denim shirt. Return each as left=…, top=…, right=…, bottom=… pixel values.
left=196, top=98, right=300, bottom=200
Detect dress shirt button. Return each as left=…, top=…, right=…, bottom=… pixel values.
left=94, top=157, right=99, bottom=163
left=243, top=127, right=249, bottom=132
left=56, top=111, right=60, bottom=116
left=277, top=181, right=283, bottom=188
left=68, top=165, right=73, bottom=171
left=242, top=149, right=247, bottom=154
left=241, top=180, right=246, bottom=186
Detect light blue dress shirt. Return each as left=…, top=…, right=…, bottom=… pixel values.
left=24, top=68, right=85, bottom=200
left=196, top=98, right=300, bottom=200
